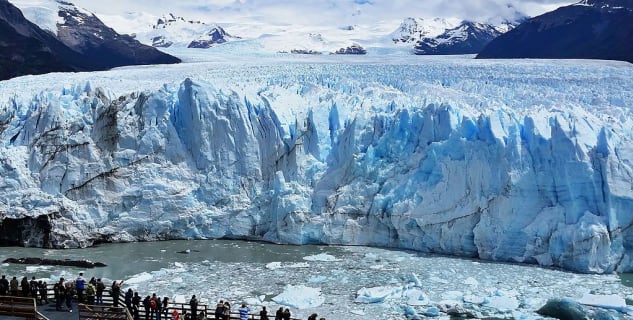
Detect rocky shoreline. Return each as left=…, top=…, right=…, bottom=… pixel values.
left=3, top=257, right=107, bottom=268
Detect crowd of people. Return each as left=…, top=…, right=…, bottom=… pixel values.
left=1, top=272, right=326, bottom=320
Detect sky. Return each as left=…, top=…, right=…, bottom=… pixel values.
left=70, top=0, right=576, bottom=25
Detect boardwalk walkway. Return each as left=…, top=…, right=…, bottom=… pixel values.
left=1, top=285, right=305, bottom=320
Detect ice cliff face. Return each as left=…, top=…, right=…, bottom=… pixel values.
left=1, top=60, right=632, bottom=274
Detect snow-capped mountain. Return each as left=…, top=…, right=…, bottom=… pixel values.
left=390, top=17, right=461, bottom=45
left=477, top=0, right=633, bottom=63
left=413, top=21, right=511, bottom=55
left=138, top=13, right=238, bottom=49
left=0, top=0, right=87, bottom=80
left=8, top=0, right=179, bottom=71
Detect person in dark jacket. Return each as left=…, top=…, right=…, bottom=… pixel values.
left=282, top=308, right=291, bottom=320
left=111, top=280, right=123, bottom=307
left=64, top=282, right=73, bottom=312
left=307, top=313, right=318, bottom=320
left=214, top=300, right=225, bottom=320
left=189, top=295, right=198, bottom=319
left=20, top=276, right=29, bottom=297
left=96, top=278, right=106, bottom=304
left=38, top=281, right=48, bottom=305
left=0, top=275, right=8, bottom=296
left=259, top=306, right=269, bottom=320
left=10, top=276, right=19, bottom=296
left=125, top=288, right=134, bottom=313
left=155, top=296, right=163, bottom=320
left=275, top=307, right=283, bottom=320
left=162, top=296, right=169, bottom=318
left=29, top=277, right=38, bottom=301
left=143, top=295, right=151, bottom=320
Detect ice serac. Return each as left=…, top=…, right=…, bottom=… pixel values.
left=1, top=62, right=632, bottom=274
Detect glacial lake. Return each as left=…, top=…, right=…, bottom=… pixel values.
left=1, top=240, right=632, bottom=319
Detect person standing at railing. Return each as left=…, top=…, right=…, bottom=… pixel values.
left=29, top=277, right=38, bottom=302
left=189, top=295, right=198, bottom=319
left=0, top=275, right=8, bottom=296
left=10, top=276, right=18, bottom=296
left=259, top=306, right=269, bottom=320
left=282, top=308, right=291, bottom=320
left=86, top=282, right=96, bottom=305
left=20, top=276, right=29, bottom=297
left=275, top=307, right=283, bottom=320
left=96, top=278, right=106, bottom=305
left=307, top=313, right=318, bottom=320
left=38, top=281, right=48, bottom=305
left=143, top=295, right=151, bottom=320
left=156, top=296, right=163, bottom=320
left=64, top=281, right=74, bottom=312
left=162, top=296, right=169, bottom=319
left=125, top=288, right=134, bottom=313
left=214, top=300, right=225, bottom=320
left=222, top=301, right=231, bottom=320
left=112, top=280, right=123, bottom=307
left=75, top=272, right=86, bottom=303
left=53, top=281, right=64, bottom=311
left=238, top=303, right=250, bottom=320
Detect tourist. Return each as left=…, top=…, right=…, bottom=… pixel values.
left=307, top=313, right=318, bottom=320
left=20, top=276, right=29, bottom=297
left=156, top=296, right=163, bottom=320
left=282, top=308, right=291, bottom=320
left=223, top=302, right=231, bottom=320
left=133, top=292, right=142, bottom=311
left=149, top=293, right=158, bottom=318
left=64, top=281, right=73, bottom=312
left=189, top=295, right=198, bottom=318
left=96, top=278, right=106, bottom=304
left=214, top=299, right=225, bottom=320
left=10, top=276, right=18, bottom=296
left=172, top=309, right=180, bottom=320
left=54, top=280, right=65, bottom=311
left=259, top=306, right=269, bottom=320
left=162, top=296, right=169, bottom=318
left=0, top=275, right=8, bottom=296
left=275, top=307, right=283, bottom=320
left=111, top=280, right=123, bottom=307
left=86, top=281, right=96, bottom=305
left=239, top=303, right=250, bottom=320
left=125, top=288, right=134, bottom=312
left=76, top=272, right=86, bottom=303
left=38, top=281, right=48, bottom=305
left=29, top=276, right=38, bottom=301
left=89, top=276, right=97, bottom=286
left=143, top=295, right=151, bottom=320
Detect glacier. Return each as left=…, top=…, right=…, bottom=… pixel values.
left=0, top=55, right=632, bottom=274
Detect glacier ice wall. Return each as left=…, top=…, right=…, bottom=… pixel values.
left=1, top=60, right=632, bottom=273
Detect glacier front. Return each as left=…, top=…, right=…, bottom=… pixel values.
left=0, top=56, right=632, bottom=274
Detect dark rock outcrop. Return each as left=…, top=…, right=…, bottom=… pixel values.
left=477, top=0, right=633, bottom=63
left=334, top=44, right=367, bottom=55
left=55, top=4, right=181, bottom=69
left=0, top=0, right=180, bottom=81
left=187, top=26, right=231, bottom=48
left=414, top=21, right=504, bottom=55
left=3, top=257, right=107, bottom=268
left=0, top=0, right=88, bottom=80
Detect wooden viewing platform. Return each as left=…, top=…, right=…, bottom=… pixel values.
left=0, top=284, right=305, bottom=320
